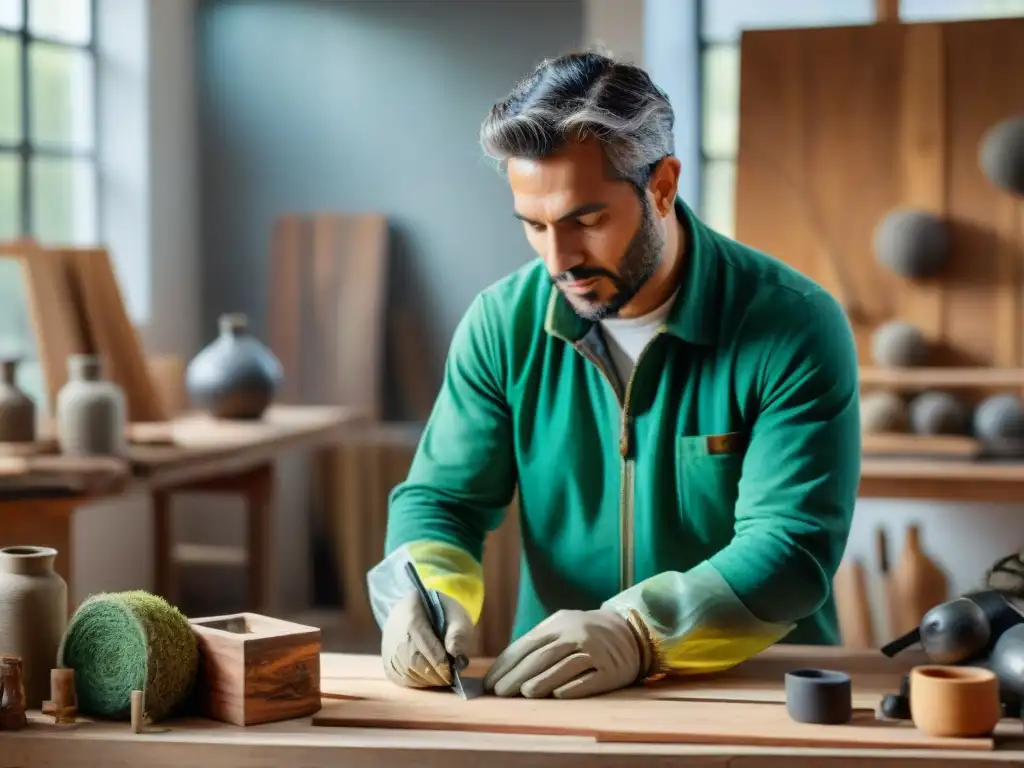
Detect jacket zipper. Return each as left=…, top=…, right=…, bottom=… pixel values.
left=577, top=330, right=664, bottom=593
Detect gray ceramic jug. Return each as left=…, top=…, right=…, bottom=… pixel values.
left=0, top=546, right=68, bottom=708
left=56, top=355, right=127, bottom=456
left=185, top=313, right=283, bottom=419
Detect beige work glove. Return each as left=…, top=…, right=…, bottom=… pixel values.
left=380, top=590, right=474, bottom=688
left=483, top=608, right=644, bottom=699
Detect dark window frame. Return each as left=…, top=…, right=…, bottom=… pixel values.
left=0, top=0, right=99, bottom=239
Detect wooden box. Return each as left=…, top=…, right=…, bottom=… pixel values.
left=189, top=612, right=322, bottom=726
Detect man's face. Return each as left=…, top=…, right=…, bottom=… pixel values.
left=507, top=137, right=665, bottom=321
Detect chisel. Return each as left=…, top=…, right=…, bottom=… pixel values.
left=404, top=560, right=483, bottom=699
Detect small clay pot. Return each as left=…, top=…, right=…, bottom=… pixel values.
left=909, top=665, right=1001, bottom=738
left=784, top=668, right=852, bottom=724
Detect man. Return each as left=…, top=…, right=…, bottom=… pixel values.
left=367, top=51, right=860, bottom=700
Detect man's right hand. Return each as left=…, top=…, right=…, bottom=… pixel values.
left=380, top=589, right=474, bottom=688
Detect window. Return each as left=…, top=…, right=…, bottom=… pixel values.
left=697, top=0, right=1024, bottom=239
left=0, top=0, right=96, bottom=401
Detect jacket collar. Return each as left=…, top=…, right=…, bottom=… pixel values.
left=544, top=197, right=721, bottom=346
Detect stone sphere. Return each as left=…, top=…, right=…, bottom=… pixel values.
left=860, top=391, right=909, bottom=434
left=871, top=321, right=929, bottom=368
left=974, top=394, right=1024, bottom=457
left=979, top=116, right=1024, bottom=196
left=873, top=209, right=949, bottom=278
left=909, top=391, right=970, bottom=436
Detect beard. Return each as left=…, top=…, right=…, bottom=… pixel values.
left=552, top=196, right=665, bottom=322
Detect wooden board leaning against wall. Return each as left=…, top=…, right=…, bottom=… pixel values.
left=735, top=18, right=1024, bottom=399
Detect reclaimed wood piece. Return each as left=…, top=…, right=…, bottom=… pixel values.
left=189, top=612, right=321, bottom=726
left=0, top=244, right=88, bottom=415
left=146, top=354, right=188, bottom=417
left=894, top=22, right=945, bottom=355
left=320, top=647, right=921, bottom=710
left=268, top=213, right=388, bottom=415
left=62, top=248, right=166, bottom=423
left=861, top=433, right=981, bottom=459
left=735, top=19, right=1024, bottom=377
left=313, top=687, right=993, bottom=751
left=833, top=558, right=875, bottom=649
left=42, top=667, right=77, bottom=724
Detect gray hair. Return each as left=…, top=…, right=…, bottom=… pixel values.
left=480, top=51, right=674, bottom=190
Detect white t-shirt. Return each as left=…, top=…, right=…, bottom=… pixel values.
left=600, top=289, right=679, bottom=384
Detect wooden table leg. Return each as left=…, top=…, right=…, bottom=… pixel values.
left=0, top=496, right=80, bottom=609
left=152, top=462, right=276, bottom=615
left=152, top=488, right=178, bottom=607
left=244, top=463, right=275, bottom=614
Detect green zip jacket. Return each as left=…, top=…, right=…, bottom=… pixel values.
left=368, top=199, right=861, bottom=676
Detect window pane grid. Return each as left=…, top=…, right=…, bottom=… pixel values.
left=2, top=0, right=98, bottom=242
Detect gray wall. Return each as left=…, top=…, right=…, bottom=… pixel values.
left=197, top=0, right=584, bottom=418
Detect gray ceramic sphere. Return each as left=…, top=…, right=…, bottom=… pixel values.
left=909, top=391, right=970, bottom=436
left=974, top=394, right=1024, bottom=457
left=990, top=623, right=1024, bottom=698
left=874, top=209, right=949, bottom=278
left=860, top=391, right=909, bottom=433
left=979, top=116, right=1024, bottom=196
left=185, top=314, right=284, bottom=420
left=871, top=321, right=930, bottom=368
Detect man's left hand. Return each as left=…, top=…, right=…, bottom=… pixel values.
left=483, top=609, right=642, bottom=699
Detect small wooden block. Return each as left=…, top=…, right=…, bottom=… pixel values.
left=189, top=612, right=322, bottom=726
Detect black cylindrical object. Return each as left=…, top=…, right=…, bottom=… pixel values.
left=785, top=669, right=853, bottom=725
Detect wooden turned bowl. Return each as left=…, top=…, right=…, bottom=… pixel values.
left=909, top=665, right=1001, bottom=738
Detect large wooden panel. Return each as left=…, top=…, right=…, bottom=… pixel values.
left=268, top=213, right=389, bottom=418
left=735, top=19, right=1024, bottom=381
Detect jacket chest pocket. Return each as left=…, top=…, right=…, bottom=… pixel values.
left=676, top=433, right=746, bottom=533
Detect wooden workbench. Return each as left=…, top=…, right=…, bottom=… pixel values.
left=0, top=405, right=356, bottom=607
left=3, top=648, right=1024, bottom=767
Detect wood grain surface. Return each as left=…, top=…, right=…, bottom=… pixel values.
left=190, top=613, right=322, bottom=726
left=313, top=650, right=999, bottom=751
left=735, top=19, right=1024, bottom=398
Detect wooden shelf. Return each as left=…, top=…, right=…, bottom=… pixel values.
left=859, top=367, right=1024, bottom=389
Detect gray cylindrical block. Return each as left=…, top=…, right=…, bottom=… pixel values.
left=909, top=391, right=970, bottom=436
left=861, top=391, right=909, bottom=434
left=979, top=116, right=1024, bottom=196
left=974, top=394, right=1024, bottom=457
left=871, top=321, right=930, bottom=368
left=874, top=209, right=949, bottom=278
left=785, top=669, right=852, bottom=725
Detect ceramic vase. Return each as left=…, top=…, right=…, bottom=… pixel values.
left=0, top=546, right=68, bottom=709
left=888, top=524, right=949, bottom=636
left=185, top=313, right=283, bottom=420
left=56, top=355, right=127, bottom=457
left=910, top=666, right=1001, bottom=737
left=0, top=358, right=35, bottom=443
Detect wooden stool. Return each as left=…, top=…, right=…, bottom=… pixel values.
left=152, top=462, right=275, bottom=613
